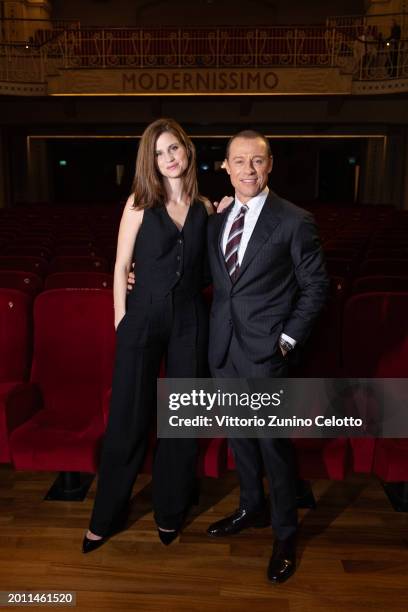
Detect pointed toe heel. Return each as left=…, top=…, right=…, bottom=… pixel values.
left=82, top=534, right=106, bottom=554
left=157, top=529, right=179, bottom=546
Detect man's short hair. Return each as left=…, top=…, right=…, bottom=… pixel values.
left=225, top=130, right=272, bottom=159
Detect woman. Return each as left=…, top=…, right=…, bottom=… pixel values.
left=83, top=118, right=219, bottom=553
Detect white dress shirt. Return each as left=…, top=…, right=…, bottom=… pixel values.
left=221, top=186, right=296, bottom=348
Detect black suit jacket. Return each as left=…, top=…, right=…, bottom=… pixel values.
left=207, top=190, right=329, bottom=367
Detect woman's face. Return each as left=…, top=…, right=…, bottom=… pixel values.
left=155, top=131, right=189, bottom=179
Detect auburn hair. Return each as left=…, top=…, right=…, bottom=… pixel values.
left=131, top=118, right=203, bottom=209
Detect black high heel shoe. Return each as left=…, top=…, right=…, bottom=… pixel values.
left=157, top=528, right=179, bottom=546
left=156, top=480, right=201, bottom=546
left=82, top=504, right=130, bottom=553
left=82, top=534, right=107, bottom=554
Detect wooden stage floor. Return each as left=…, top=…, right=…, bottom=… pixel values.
left=0, top=466, right=407, bottom=611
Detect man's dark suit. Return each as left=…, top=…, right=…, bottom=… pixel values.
left=207, top=189, right=329, bottom=540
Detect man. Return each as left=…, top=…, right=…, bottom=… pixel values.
left=387, top=19, right=401, bottom=77
left=205, top=130, right=329, bottom=584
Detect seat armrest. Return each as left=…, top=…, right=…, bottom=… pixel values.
left=5, top=383, right=43, bottom=433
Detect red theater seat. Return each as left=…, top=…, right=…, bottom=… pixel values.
left=373, top=438, right=408, bottom=511
left=9, top=237, right=54, bottom=251
left=8, top=289, right=116, bottom=500
left=325, top=258, right=355, bottom=277
left=0, top=256, right=49, bottom=276
left=101, top=388, right=227, bottom=480
left=0, top=289, right=32, bottom=383
left=343, top=292, right=408, bottom=509
left=53, top=245, right=102, bottom=257
left=294, top=276, right=347, bottom=377
left=0, top=271, right=43, bottom=296
left=197, top=438, right=228, bottom=478
left=352, top=276, right=408, bottom=293
left=5, top=246, right=53, bottom=260
left=48, top=256, right=109, bottom=274
left=359, top=259, right=408, bottom=277
left=365, top=248, right=408, bottom=260
left=323, top=248, right=360, bottom=262
left=45, top=272, right=113, bottom=290
left=293, top=439, right=349, bottom=481
left=343, top=292, right=408, bottom=378
left=0, top=289, right=32, bottom=463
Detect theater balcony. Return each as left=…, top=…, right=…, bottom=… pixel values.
left=1, top=14, right=408, bottom=97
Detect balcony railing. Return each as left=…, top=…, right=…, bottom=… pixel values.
left=50, top=26, right=340, bottom=69
left=0, top=25, right=407, bottom=85
left=0, top=43, right=45, bottom=82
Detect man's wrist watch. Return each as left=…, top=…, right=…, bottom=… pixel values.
left=279, top=338, right=294, bottom=353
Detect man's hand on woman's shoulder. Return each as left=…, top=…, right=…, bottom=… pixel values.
left=214, top=196, right=234, bottom=213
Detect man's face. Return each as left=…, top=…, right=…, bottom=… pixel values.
left=224, top=137, right=273, bottom=203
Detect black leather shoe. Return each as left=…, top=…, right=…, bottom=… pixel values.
left=267, top=536, right=296, bottom=584
left=157, top=529, right=179, bottom=546
left=207, top=506, right=270, bottom=537
left=82, top=534, right=107, bottom=554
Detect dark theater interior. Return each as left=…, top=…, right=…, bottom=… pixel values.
left=1, top=0, right=408, bottom=610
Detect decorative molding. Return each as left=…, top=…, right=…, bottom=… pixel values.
left=0, top=80, right=47, bottom=95
left=352, top=77, right=408, bottom=93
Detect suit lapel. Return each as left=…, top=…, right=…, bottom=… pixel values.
left=236, top=191, right=281, bottom=282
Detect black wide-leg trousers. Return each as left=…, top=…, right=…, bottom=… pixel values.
left=89, top=292, right=208, bottom=536
left=211, top=334, right=298, bottom=541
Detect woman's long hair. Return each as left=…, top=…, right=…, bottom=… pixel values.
left=131, top=118, right=202, bottom=209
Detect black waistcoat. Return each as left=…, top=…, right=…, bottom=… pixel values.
left=128, top=200, right=208, bottom=305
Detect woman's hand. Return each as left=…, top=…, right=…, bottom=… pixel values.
left=127, top=271, right=135, bottom=291
left=127, top=263, right=135, bottom=292
left=213, top=196, right=234, bottom=214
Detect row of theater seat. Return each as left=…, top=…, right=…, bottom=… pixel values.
left=1, top=202, right=407, bottom=240
left=0, top=287, right=407, bottom=509
left=297, top=276, right=408, bottom=377
left=0, top=256, right=112, bottom=276
left=1, top=256, right=407, bottom=287
left=2, top=269, right=408, bottom=296
left=1, top=204, right=407, bottom=498
left=0, top=271, right=112, bottom=296
left=0, top=288, right=226, bottom=479
left=1, top=270, right=408, bottom=379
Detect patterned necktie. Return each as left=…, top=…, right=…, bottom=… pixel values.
left=224, top=204, right=249, bottom=282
